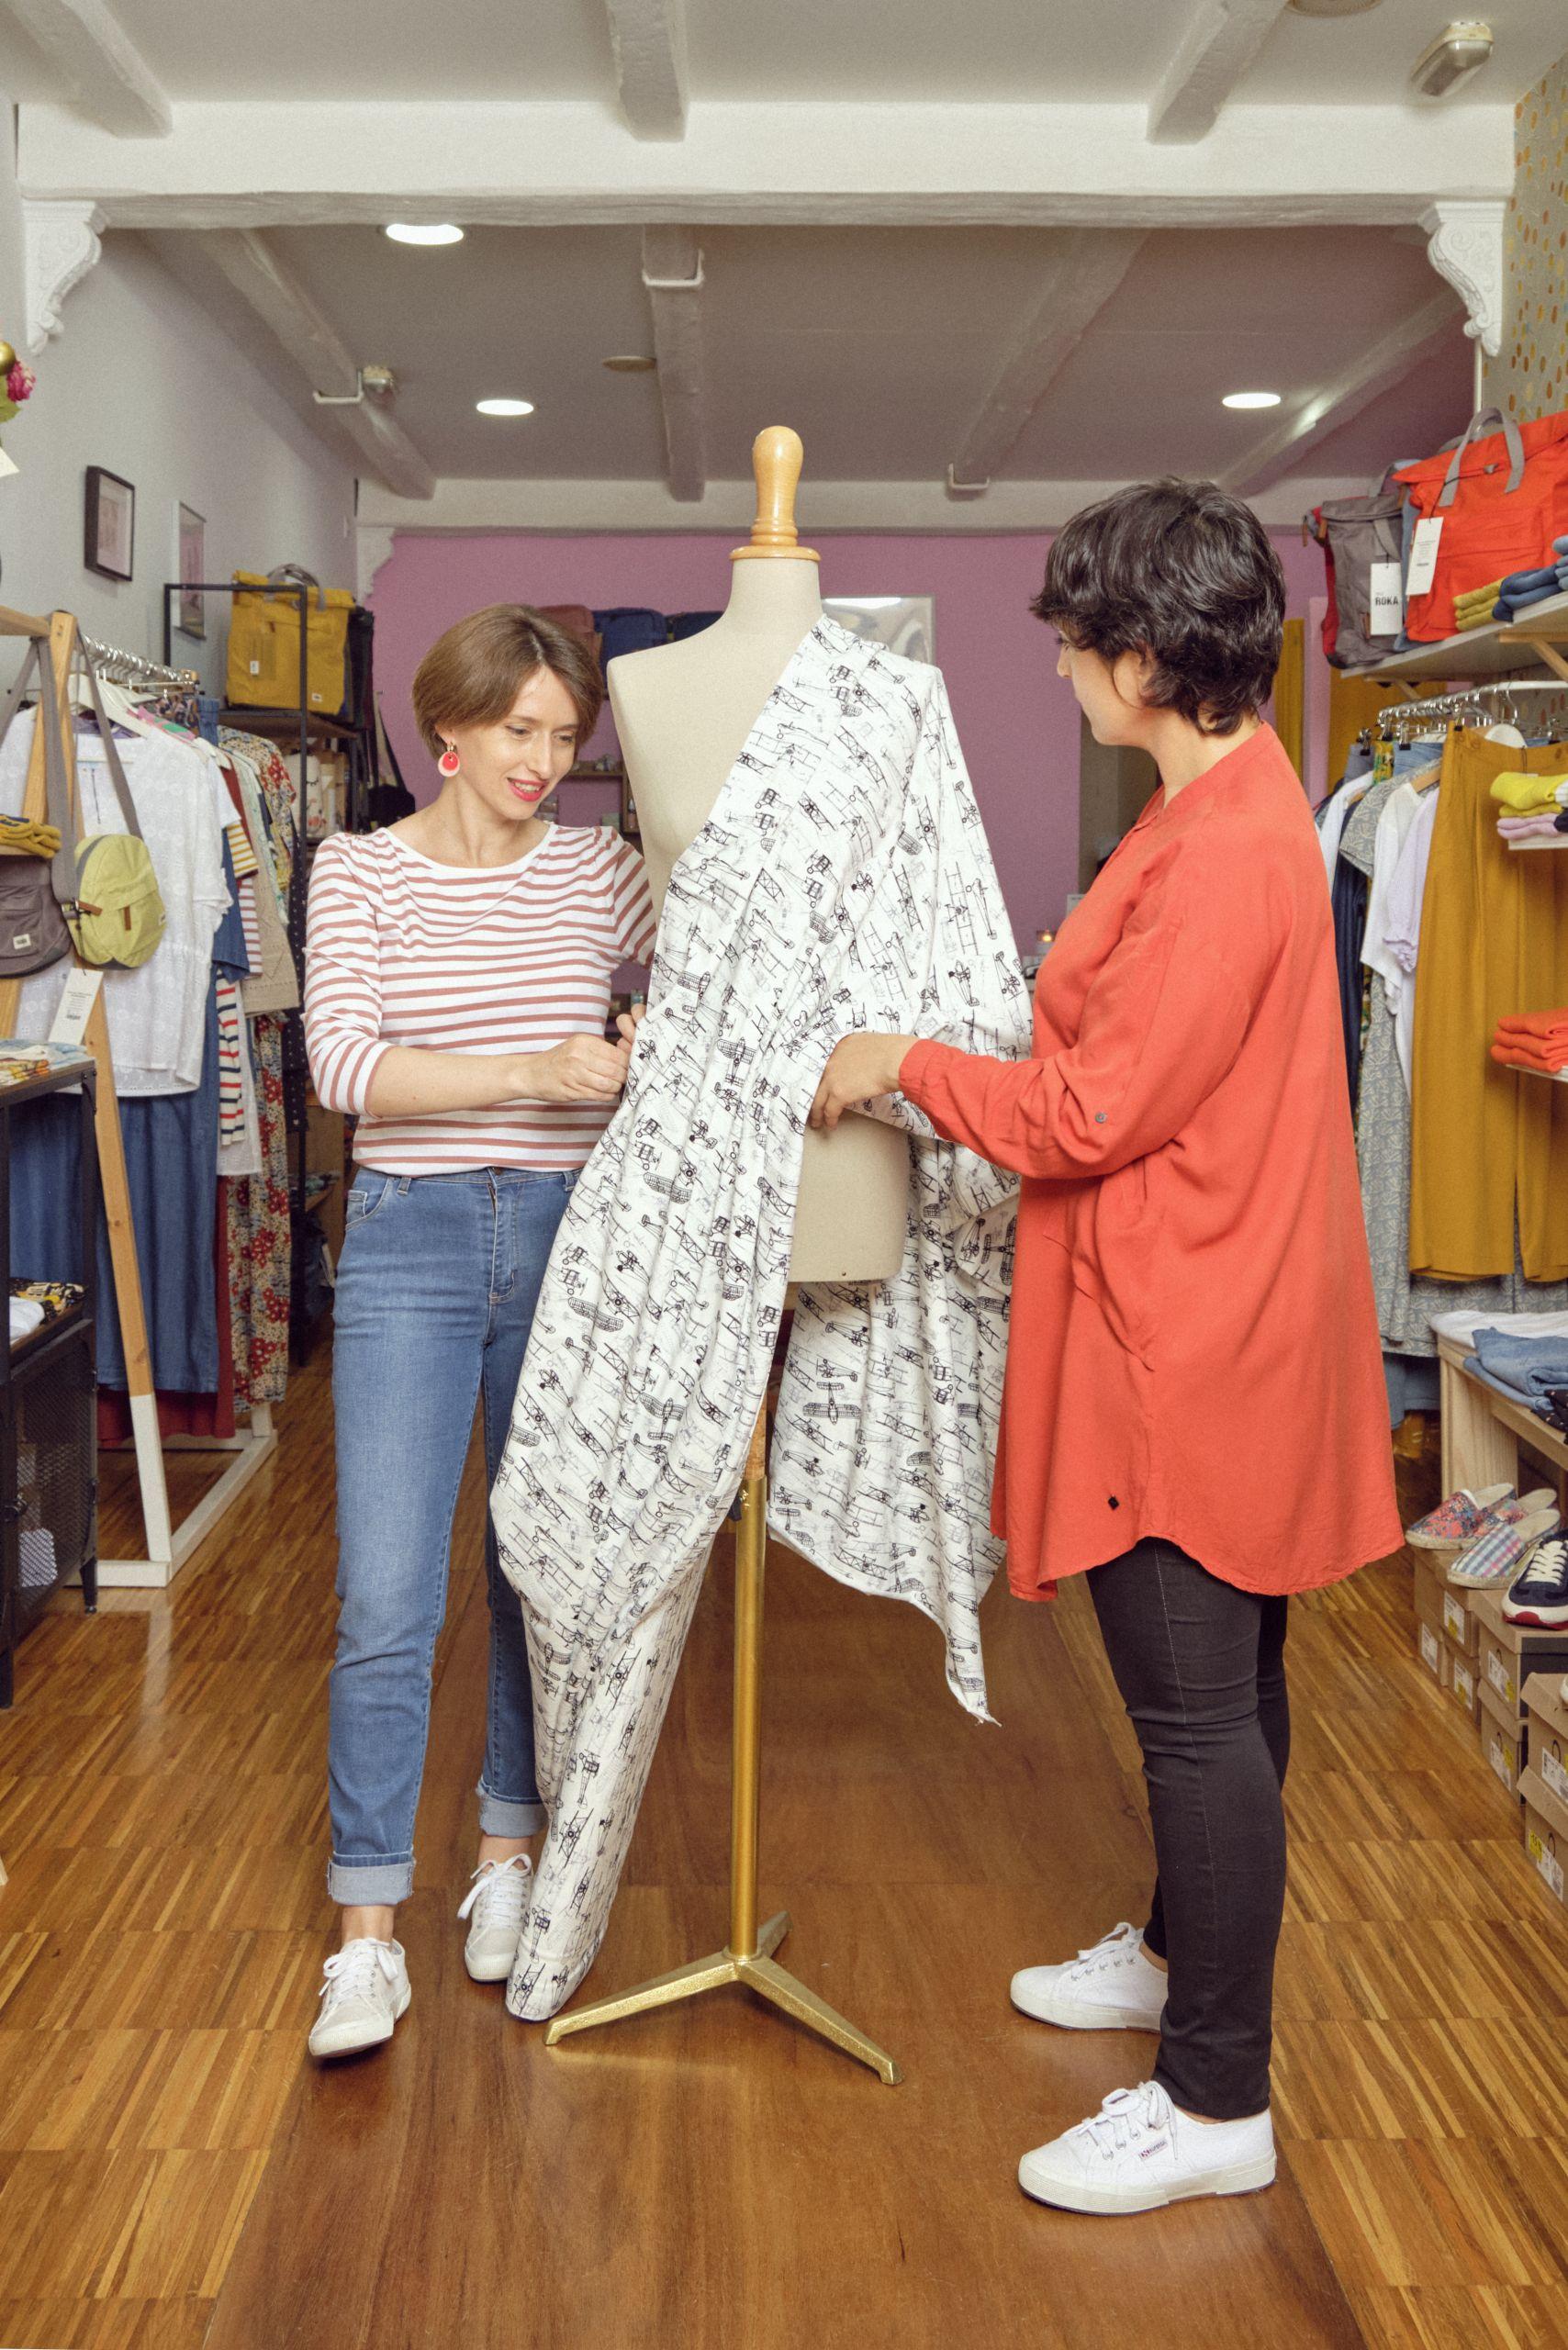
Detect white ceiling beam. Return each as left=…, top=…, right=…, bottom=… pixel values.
left=641, top=225, right=705, bottom=501
left=6, top=0, right=170, bottom=137
left=188, top=229, right=436, bottom=500
left=1216, top=288, right=1462, bottom=496
left=605, top=0, right=687, bottom=140
left=357, top=475, right=1383, bottom=537
left=1147, top=2, right=1289, bottom=146
left=17, top=100, right=1515, bottom=230
left=948, top=230, right=1145, bottom=493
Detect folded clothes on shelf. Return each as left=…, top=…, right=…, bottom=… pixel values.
left=1470, top=1327, right=1568, bottom=1409
left=1430, top=1305, right=1568, bottom=1345
left=1491, top=771, right=1568, bottom=813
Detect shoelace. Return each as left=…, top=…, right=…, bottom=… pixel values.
left=319, top=1939, right=398, bottom=2009
left=1067, top=1921, right=1140, bottom=1977
left=456, top=1853, right=533, bottom=1925
left=1516, top=1534, right=1568, bottom=1591
left=1073, top=2084, right=1170, bottom=2161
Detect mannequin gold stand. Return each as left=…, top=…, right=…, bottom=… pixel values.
left=544, top=1392, right=902, bottom=2085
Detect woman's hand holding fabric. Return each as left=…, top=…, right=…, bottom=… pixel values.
left=809, top=1033, right=920, bottom=1131
left=527, top=1033, right=633, bottom=1103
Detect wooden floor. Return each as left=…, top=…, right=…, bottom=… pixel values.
left=1, top=1364, right=1566, bottom=2348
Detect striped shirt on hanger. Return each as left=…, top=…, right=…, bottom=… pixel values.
left=304, top=822, right=657, bottom=1174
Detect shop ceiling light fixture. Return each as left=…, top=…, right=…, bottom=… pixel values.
left=476, top=397, right=536, bottom=417
left=1223, top=391, right=1282, bottom=409
left=1410, top=19, right=1493, bottom=96
left=1288, top=0, right=1382, bottom=16
left=602, top=354, right=657, bottom=373
left=385, top=223, right=465, bottom=246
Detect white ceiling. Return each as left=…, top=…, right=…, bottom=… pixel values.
left=5, top=0, right=1554, bottom=518
left=150, top=218, right=1470, bottom=487
left=0, top=0, right=1562, bottom=106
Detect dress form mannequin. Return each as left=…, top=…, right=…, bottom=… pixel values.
left=609, top=428, right=908, bottom=1281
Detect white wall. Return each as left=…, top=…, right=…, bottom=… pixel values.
left=0, top=103, right=356, bottom=689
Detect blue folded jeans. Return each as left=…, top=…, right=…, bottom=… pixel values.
left=326, top=1166, right=574, bottom=1905
left=1472, top=1326, right=1568, bottom=1402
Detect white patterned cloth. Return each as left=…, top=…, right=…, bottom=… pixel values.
left=492, top=618, right=1031, bottom=2020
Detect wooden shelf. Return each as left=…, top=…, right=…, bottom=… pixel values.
left=1344, top=590, right=1568, bottom=685
left=1439, top=1336, right=1568, bottom=1488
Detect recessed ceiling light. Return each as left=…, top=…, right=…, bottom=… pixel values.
left=1223, top=390, right=1283, bottom=409
left=602, top=354, right=657, bottom=374
left=385, top=222, right=465, bottom=246
left=476, top=397, right=535, bottom=417
left=1288, top=0, right=1382, bottom=17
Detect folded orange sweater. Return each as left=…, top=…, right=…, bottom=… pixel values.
left=1495, top=1012, right=1568, bottom=1049
left=1492, top=1043, right=1568, bottom=1074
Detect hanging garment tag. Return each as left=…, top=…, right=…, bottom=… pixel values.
left=1368, top=562, right=1404, bottom=633
left=49, top=966, right=103, bottom=1047
left=1405, top=517, right=1444, bottom=599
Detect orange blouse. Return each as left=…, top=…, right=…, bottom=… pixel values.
left=901, top=725, right=1401, bottom=1603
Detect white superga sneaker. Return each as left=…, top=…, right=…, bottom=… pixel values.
left=308, top=1937, right=410, bottom=2061
left=1019, top=2082, right=1276, bottom=2216
left=1010, top=1920, right=1168, bottom=2031
left=457, top=1854, right=533, bottom=1982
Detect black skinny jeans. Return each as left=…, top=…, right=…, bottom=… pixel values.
left=1089, top=1537, right=1290, bottom=2122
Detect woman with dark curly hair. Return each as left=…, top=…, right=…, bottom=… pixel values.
left=812, top=479, right=1400, bottom=2216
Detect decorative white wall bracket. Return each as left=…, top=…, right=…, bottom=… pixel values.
left=23, top=199, right=107, bottom=352
left=1420, top=198, right=1506, bottom=358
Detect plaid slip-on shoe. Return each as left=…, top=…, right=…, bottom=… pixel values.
left=1406, top=1483, right=1515, bottom=1550
left=1448, top=1507, right=1562, bottom=1590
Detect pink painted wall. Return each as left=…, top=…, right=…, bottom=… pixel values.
left=368, top=529, right=1327, bottom=949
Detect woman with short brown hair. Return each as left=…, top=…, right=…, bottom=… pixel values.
left=303, top=603, right=655, bottom=2060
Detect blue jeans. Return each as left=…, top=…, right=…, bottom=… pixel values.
left=326, top=1167, right=574, bottom=1906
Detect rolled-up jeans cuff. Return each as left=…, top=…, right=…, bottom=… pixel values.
left=328, top=1856, right=414, bottom=1907
left=477, top=1787, right=546, bottom=1837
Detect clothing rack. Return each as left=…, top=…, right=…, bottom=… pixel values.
left=1377, top=679, right=1568, bottom=738
left=0, top=605, right=278, bottom=1589
left=76, top=635, right=199, bottom=691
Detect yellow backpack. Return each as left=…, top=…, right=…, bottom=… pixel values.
left=227, top=567, right=354, bottom=714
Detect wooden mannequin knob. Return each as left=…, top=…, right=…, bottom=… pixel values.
left=733, top=426, right=820, bottom=563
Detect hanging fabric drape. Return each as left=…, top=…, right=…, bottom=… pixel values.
left=491, top=617, right=1030, bottom=2021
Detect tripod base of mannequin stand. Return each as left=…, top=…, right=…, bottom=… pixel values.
left=543, top=1908, right=902, bottom=2085
left=542, top=1391, right=902, bottom=2087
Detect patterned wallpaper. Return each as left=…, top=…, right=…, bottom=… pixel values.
left=1485, top=48, right=1568, bottom=422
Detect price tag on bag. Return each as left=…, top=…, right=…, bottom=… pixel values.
left=1368, top=562, right=1404, bottom=634
left=1405, top=518, right=1444, bottom=599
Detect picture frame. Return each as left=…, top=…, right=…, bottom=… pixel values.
left=175, top=503, right=207, bottom=638
left=84, top=466, right=135, bottom=582
left=823, top=595, right=935, bottom=664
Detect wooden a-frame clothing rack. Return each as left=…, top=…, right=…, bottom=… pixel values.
left=0, top=604, right=275, bottom=1591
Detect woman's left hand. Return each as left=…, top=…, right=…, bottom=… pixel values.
left=809, top=1033, right=919, bottom=1131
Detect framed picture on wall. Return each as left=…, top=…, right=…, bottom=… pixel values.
left=84, top=467, right=135, bottom=582
left=175, top=504, right=207, bottom=638
left=823, top=595, right=935, bottom=663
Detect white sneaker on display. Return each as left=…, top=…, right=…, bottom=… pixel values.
left=1018, top=2082, right=1277, bottom=2216
left=1010, top=1920, right=1168, bottom=2031
left=457, top=1853, right=534, bottom=1982
left=308, top=1937, right=410, bottom=2061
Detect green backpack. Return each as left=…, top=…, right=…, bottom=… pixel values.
left=50, top=648, right=167, bottom=969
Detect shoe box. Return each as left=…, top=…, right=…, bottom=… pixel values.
left=1524, top=1673, right=1568, bottom=1811
left=1477, top=1673, right=1529, bottom=1797
left=1412, top=1558, right=1479, bottom=1719
left=1435, top=1572, right=1484, bottom=1660
left=1411, top=1558, right=1450, bottom=1688
left=1518, top=1758, right=1568, bottom=1913
left=1472, top=1590, right=1568, bottom=1728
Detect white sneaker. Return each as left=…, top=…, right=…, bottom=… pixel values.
left=308, top=1938, right=410, bottom=2061
left=457, top=1854, right=533, bottom=1982
left=1019, top=2082, right=1276, bottom=2215
left=1011, top=1920, right=1168, bottom=2031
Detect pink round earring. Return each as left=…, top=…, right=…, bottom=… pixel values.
left=438, top=743, right=461, bottom=778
